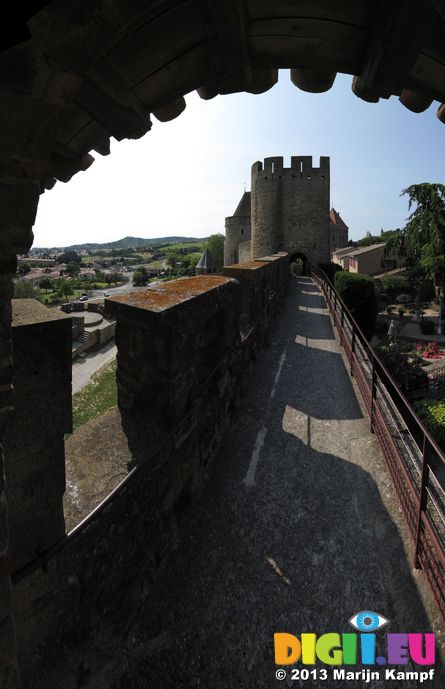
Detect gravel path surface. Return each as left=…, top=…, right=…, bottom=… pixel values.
left=97, top=277, right=442, bottom=689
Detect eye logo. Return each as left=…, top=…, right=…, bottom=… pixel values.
left=349, top=611, right=389, bottom=632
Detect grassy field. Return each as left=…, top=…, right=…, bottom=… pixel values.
left=82, top=251, right=153, bottom=263
left=41, top=289, right=84, bottom=304
left=164, top=241, right=206, bottom=252
left=71, top=359, right=117, bottom=432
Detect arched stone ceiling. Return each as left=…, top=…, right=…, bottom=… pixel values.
left=1, top=0, right=445, bottom=200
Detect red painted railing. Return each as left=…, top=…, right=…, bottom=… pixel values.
left=312, top=268, right=445, bottom=622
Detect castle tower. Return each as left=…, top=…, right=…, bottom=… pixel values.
left=224, top=191, right=251, bottom=266
left=250, top=156, right=331, bottom=266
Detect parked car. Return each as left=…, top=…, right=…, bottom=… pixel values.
left=103, top=291, right=110, bottom=297
left=79, top=295, right=89, bottom=301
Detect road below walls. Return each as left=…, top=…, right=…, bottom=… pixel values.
left=72, top=341, right=117, bottom=395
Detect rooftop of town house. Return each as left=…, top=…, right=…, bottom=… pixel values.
left=339, top=242, right=387, bottom=258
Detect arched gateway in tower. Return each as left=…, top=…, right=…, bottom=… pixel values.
left=224, top=156, right=348, bottom=267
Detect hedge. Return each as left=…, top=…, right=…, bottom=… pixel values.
left=413, top=400, right=445, bottom=445
left=334, top=271, right=378, bottom=340
left=318, top=262, right=343, bottom=283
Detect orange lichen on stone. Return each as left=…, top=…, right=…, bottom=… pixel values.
left=109, top=275, right=232, bottom=312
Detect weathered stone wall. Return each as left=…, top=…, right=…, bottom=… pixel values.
left=224, top=215, right=251, bottom=266
left=238, top=239, right=252, bottom=263
left=11, top=265, right=288, bottom=689
left=223, top=261, right=270, bottom=337
left=251, top=156, right=331, bottom=265
left=0, top=3, right=442, bottom=687
left=0, top=263, right=20, bottom=688
left=3, top=300, right=72, bottom=572
left=110, top=276, right=242, bottom=462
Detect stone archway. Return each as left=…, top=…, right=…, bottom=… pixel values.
left=2, top=2, right=445, bottom=685
left=289, top=252, right=308, bottom=276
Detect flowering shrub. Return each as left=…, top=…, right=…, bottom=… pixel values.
left=415, top=342, right=444, bottom=360
left=413, top=400, right=445, bottom=445
left=377, top=343, right=428, bottom=392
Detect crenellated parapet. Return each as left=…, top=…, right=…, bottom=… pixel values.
left=252, top=155, right=329, bottom=180
left=251, top=155, right=331, bottom=266
left=11, top=264, right=289, bottom=689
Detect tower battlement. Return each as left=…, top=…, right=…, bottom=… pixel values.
left=225, top=155, right=335, bottom=269
left=252, top=156, right=330, bottom=181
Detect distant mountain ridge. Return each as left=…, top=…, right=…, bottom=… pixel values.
left=34, top=236, right=206, bottom=251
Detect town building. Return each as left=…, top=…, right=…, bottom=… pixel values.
left=332, top=242, right=405, bottom=276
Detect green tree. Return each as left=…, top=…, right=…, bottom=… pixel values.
left=165, top=254, right=179, bottom=273
left=66, top=262, right=80, bottom=276
left=133, top=267, right=149, bottom=286
left=58, top=250, right=81, bottom=265
left=18, top=262, right=31, bottom=275
left=58, top=281, right=74, bottom=298
left=177, top=254, right=200, bottom=276
left=388, top=183, right=445, bottom=331
left=39, top=277, right=53, bottom=292
left=13, top=282, right=42, bottom=300
left=206, top=233, right=224, bottom=266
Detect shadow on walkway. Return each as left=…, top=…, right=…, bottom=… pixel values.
left=104, top=277, right=441, bottom=689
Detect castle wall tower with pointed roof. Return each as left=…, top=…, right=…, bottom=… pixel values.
left=224, top=191, right=252, bottom=266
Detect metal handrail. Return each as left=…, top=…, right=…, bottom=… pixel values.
left=311, top=266, right=445, bottom=620
left=311, top=266, right=445, bottom=464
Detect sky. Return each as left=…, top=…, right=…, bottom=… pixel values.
left=33, top=70, right=445, bottom=247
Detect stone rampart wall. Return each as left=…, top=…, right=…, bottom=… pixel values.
left=11, top=261, right=289, bottom=689
left=3, top=301, right=72, bottom=573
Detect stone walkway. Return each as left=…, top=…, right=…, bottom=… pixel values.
left=100, top=277, right=442, bottom=689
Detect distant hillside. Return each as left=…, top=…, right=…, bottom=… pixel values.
left=34, top=236, right=206, bottom=251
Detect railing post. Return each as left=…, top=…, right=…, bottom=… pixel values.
left=414, top=436, right=431, bottom=569
left=340, top=303, right=344, bottom=346
left=350, top=327, right=356, bottom=377
left=370, top=356, right=376, bottom=432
